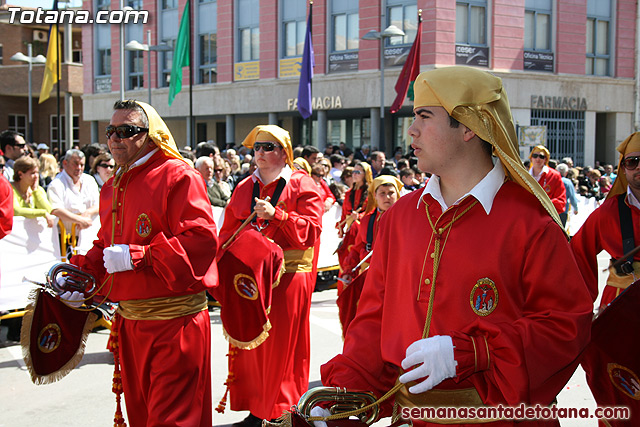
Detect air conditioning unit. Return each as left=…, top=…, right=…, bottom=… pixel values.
left=33, top=30, right=48, bottom=42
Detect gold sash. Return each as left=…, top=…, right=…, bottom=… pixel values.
left=283, top=247, right=314, bottom=273
left=395, top=382, right=500, bottom=424
left=118, top=291, right=208, bottom=321
left=607, top=261, right=640, bottom=289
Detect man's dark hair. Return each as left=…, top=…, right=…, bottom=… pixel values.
left=378, top=167, right=398, bottom=178
left=0, top=130, right=24, bottom=152
left=113, top=100, right=149, bottom=128
left=330, top=154, right=345, bottom=167
left=301, top=145, right=319, bottom=159
left=370, top=151, right=384, bottom=162
left=195, top=142, right=219, bottom=158
left=397, top=159, right=409, bottom=170
left=449, top=116, right=460, bottom=128
left=399, top=168, right=414, bottom=179
left=81, top=143, right=105, bottom=160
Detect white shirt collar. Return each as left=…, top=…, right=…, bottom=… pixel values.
left=529, top=165, right=549, bottom=181
left=627, top=187, right=640, bottom=210
left=417, top=159, right=506, bottom=215
left=252, top=164, right=293, bottom=185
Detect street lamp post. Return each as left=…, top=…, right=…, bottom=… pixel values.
left=10, top=44, right=47, bottom=143
left=362, top=25, right=405, bottom=150
left=125, top=30, right=172, bottom=105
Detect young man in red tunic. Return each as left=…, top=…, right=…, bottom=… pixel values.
left=67, top=100, right=219, bottom=426
left=219, top=125, right=324, bottom=427
left=571, top=131, right=640, bottom=309
left=319, top=67, right=593, bottom=426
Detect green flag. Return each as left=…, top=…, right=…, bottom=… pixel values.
left=168, top=0, right=190, bottom=106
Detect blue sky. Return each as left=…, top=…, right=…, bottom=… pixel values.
left=8, top=0, right=83, bottom=9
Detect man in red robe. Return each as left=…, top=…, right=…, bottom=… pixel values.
left=68, top=100, right=218, bottom=426
left=219, top=125, right=324, bottom=427
left=571, top=131, right=640, bottom=308
left=319, top=67, right=593, bottom=426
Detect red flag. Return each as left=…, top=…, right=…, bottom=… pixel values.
left=390, top=14, right=422, bottom=114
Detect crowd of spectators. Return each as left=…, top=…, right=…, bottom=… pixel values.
left=1, top=129, right=617, bottom=230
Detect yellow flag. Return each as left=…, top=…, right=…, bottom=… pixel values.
left=39, top=24, right=60, bottom=104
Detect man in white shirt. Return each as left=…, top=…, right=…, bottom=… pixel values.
left=47, top=149, right=100, bottom=234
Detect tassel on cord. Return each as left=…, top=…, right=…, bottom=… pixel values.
left=216, top=345, right=238, bottom=413
left=108, top=320, right=127, bottom=426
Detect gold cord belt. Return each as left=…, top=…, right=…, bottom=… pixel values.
left=118, top=291, right=208, bottom=320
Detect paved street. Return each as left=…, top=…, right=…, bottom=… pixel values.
left=0, top=251, right=610, bottom=426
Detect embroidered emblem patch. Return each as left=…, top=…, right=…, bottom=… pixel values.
left=234, top=273, right=259, bottom=300
left=135, top=213, right=152, bottom=238
left=608, top=363, right=640, bottom=400
left=37, top=323, right=62, bottom=353
left=470, top=278, right=498, bottom=316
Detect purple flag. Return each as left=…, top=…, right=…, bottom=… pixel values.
left=297, top=11, right=314, bottom=119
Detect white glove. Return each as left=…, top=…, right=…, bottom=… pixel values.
left=399, top=335, right=457, bottom=394
left=103, top=244, right=133, bottom=274
left=310, top=406, right=331, bottom=427
left=59, top=291, right=84, bottom=308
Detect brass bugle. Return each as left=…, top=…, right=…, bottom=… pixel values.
left=46, top=263, right=96, bottom=295
left=297, top=386, right=379, bottom=425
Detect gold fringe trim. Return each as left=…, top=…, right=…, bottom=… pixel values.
left=222, top=319, right=272, bottom=350
left=20, top=288, right=97, bottom=385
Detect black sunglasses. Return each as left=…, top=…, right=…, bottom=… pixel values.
left=106, top=124, right=149, bottom=139
left=531, top=153, right=546, bottom=160
left=253, top=142, right=278, bottom=152
left=214, top=168, right=223, bottom=172
left=622, top=156, right=640, bottom=170
left=98, top=163, right=115, bottom=169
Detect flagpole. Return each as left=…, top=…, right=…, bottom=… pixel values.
left=56, top=20, right=61, bottom=155
left=189, top=0, right=194, bottom=148
left=307, top=0, right=313, bottom=145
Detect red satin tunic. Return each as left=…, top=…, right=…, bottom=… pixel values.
left=219, top=169, right=324, bottom=420
left=72, top=151, right=218, bottom=427
left=322, top=181, right=592, bottom=426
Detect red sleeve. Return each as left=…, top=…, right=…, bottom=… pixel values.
left=320, top=180, right=336, bottom=204
left=342, top=216, right=368, bottom=274
left=547, top=170, right=566, bottom=214
left=0, top=177, right=13, bottom=239
left=569, top=198, right=613, bottom=302
left=341, top=189, right=354, bottom=222
left=271, top=174, right=324, bottom=249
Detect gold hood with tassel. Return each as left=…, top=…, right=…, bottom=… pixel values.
left=413, top=66, right=565, bottom=232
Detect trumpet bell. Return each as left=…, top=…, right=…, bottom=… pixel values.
left=297, top=387, right=380, bottom=425
left=46, top=263, right=97, bottom=295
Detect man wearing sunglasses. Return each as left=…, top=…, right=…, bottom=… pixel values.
left=320, top=67, right=591, bottom=424
left=218, top=125, right=323, bottom=427
left=572, top=131, right=640, bottom=310
left=0, top=130, right=29, bottom=181
left=64, top=100, right=219, bottom=426
left=528, top=144, right=566, bottom=215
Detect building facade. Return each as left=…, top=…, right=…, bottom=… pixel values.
left=81, top=0, right=638, bottom=167
left=0, top=2, right=89, bottom=154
